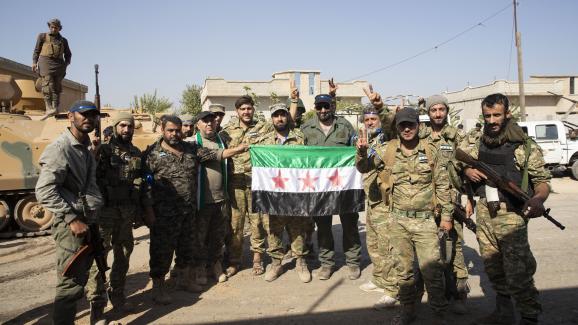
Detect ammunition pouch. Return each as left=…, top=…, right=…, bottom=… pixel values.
left=377, top=167, right=392, bottom=206
left=39, top=34, right=64, bottom=59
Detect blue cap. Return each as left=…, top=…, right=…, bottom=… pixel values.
left=314, top=94, right=332, bottom=105
left=69, top=100, right=98, bottom=113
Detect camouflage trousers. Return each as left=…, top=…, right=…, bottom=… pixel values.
left=195, top=202, right=228, bottom=267
left=366, top=202, right=398, bottom=298
left=267, top=215, right=311, bottom=260
left=227, top=174, right=268, bottom=265
left=476, top=200, right=541, bottom=318
left=86, top=205, right=136, bottom=302
left=51, top=216, right=96, bottom=325
left=390, top=210, right=448, bottom=312
left=39, top=68, right=65, bottom=105
left=150, top=211, right=194, bottom=278
left=314, top=213, right=361, bottom=267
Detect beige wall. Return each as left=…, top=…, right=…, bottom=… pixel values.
left=0, top=57, right=87, bottom=114
left=445, top=77, right=578, bottom=130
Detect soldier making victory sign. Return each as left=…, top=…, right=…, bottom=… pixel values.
left=357, top=107, right=454, bottom=325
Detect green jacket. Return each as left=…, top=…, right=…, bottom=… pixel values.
left=302, top=115, right=356, bottom=147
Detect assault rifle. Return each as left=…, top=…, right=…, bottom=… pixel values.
left=452, top=203, right=477, bottom=233
left=62, top=193, right=109, bottom=282
left=455, top=148, right=565, bottom=230
left=94, top=64, right=102, bottom=143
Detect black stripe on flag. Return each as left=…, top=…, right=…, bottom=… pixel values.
left=252, top=190, right=365, bottom=216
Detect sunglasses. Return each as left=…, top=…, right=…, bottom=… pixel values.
left=315, top=104, right=331, bottom=111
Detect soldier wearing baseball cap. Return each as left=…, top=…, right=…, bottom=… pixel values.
left=209, top=104, right=226, bottom=131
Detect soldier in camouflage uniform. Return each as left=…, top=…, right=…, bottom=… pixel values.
left=465, top=123, right=483, bottom=149
left=192, top=111, right=248, bottom=285
left=220, top=95, right=272, bottom=277
left=464, top=94, right=551, bottom=325
left=32, top=18, right=72, bottom=120
left=85, top=112, right=141, bottom=313
left=142, top=115, right=221, bottom=304
left=35, top=101, right=104, bottom=325
left=255, top=103, right=312, bottom=283
left=301, top=84, right=362, bottom=281
left=358, top=107, right=453, bottom=325
left=418, top=94, right=470, bottom=313
left=355, top=104, right=399, bottom=309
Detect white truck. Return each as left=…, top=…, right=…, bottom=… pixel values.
left=518, top=120, right=578, bottom=179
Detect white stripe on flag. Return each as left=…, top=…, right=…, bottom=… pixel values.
left=252, top=166, right=363, bottom=193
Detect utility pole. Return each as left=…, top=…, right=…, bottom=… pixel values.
left=514, top=0, right=526, bottom=121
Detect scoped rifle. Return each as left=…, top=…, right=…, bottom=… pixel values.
left=455, top=148, right=565, bottom=230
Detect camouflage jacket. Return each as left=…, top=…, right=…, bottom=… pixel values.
left=142, top=138, right=219, bottom=216
left=35, top=128, right=103, bottom=224
left=355, top=132, right=388, bottom=206
left=220, top=118, right=273, bottom=176
left=301, top=115, right=356, bottom=147
left=468, top=139, right=551, bottom=190
left=421, top=124, right=466, bottom=192
left=256, top=128, right=305, bottom=146
left=96, top=136, right=142, bottom=206
left=357, top=140, right=454, bottom=221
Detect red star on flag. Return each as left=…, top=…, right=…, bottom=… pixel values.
left=271, top=170, right=289, bottom=189
left=328, top=169, right=342, bottom=188
left=299, top=171, right=319, bottom=191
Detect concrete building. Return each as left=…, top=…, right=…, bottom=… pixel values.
left=200, top=70, right=369, bottom=124
left=0, top=57, right=87, bottom=114
left=444, top=75, right=578, bottom=129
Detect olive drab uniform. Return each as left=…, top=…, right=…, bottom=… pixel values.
left=220, top=118, right=272, bottom=267
left=355, top=130, right=399, bottom=298
left=369, top=138, right=453, bottom=312
left=419, top=124, right=469, bottom=300
left=86, top=136, right=142, bottom=308
left=32, top=32, right=71, bottom=114
left=35, top=129, right=103, bottom=324
left=301, top=115, right=362, bottom=269
left=255, top=129, right=311, bottom=261
left=142, top=138, right=219, bottom=279
left=468, top=121, right=551, bottom=320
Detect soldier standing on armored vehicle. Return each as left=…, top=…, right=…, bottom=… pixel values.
left=32, top=18, right=71, bottom=120
left=85, top=112, right=142, bottom=313
left=35, top=100, right=104, bottom=324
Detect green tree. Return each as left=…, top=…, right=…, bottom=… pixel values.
left=270, top=91, right=280, bottom=104
left=180, top=84, right=203, bottom=116
left=131, top=90, right=172, bottom=115
left=335, top=99, right=364, bottom=114
left=243, top=85, right=260, bottom=108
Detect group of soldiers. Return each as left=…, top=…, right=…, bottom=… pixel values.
left=32, top=18, right=550, bottom=325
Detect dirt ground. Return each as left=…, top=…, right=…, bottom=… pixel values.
left=1, top=178, right=577, bottom=325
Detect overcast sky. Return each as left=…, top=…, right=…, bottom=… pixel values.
left=1, top=0, right=576, bottom=108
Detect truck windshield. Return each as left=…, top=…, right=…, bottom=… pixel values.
left=536, top=124, right=558, bottom=140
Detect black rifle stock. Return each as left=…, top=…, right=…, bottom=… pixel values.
left=452, top=203, right=477, bottom=233
left=455, top=149, right=565, bottom=230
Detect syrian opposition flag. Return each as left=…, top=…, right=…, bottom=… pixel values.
left=250, top=145, right=365, bottom=216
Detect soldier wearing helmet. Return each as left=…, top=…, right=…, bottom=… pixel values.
left=32, top=18, right=72, bottom=120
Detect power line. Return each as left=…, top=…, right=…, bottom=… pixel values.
left=345, top=3, right=514, bottom=82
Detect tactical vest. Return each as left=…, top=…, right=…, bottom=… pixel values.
left=105, top=143, right=142, bottom=205
left=474, top=141, right=534, bottom=212
left=39, top=33, right=64, bottom=59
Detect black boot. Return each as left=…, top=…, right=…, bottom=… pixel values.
left=473, top=294, right=515, bottom=325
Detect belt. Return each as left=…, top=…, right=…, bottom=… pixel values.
left=391, top=207, right=433, bottom=219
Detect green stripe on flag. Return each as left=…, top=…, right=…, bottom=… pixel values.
left=250, top=145, right=356, bottom=168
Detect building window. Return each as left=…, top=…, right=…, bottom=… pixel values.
left=309, top=73, right=315, bottom=95
left=535, top=124, right=558, bottom=140
left=294, top=72, right=301, bottom=92
left=571, top=77, right=575, bottom=95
